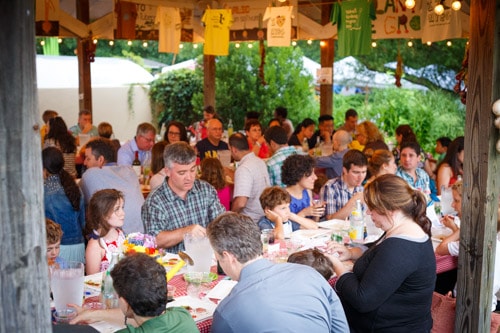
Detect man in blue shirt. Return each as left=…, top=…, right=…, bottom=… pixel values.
left=207, top=212, right=349, bottom=333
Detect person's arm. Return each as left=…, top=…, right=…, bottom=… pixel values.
left=85, top=239, right=104, bottom=275
left=435, top=227, right=460, bottom=256
left=155, top=224, right=206, bottom=249
left=231, top=196, right=248, bottom=213
left=326, top=192, right=364, bottom=220
left=288, top=213, right=318, bottom=229
left=436, top=164, right=451, bottom=195
left=69, top=306, right=130, bottom=326
left=264, top=210, right=285, bottom=240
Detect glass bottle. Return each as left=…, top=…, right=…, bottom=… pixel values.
left=132, top=151, right=142, bottom=178
left=227, top=119, right=233, bottom=137
left=100, top=252, right=119, bottom=309
left=302, top=137, right=309, bottom=152
left=349, top=199, right=364, bottom=242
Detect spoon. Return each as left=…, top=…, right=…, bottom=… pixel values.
left=178, top=251, right=194, bottom=266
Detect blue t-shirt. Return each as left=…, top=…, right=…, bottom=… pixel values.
left=289, top=189, right=311, bottom=231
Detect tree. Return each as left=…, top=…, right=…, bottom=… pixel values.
left=1, top=1, right=51, bottom=331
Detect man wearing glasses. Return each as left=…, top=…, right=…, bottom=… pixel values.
left=117, top=122, right=156, bottom=166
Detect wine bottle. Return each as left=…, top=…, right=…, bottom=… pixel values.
left=132, top=151, right=142, bottom=178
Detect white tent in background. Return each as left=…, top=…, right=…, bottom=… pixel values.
left=37, top=55, right=154, bottom=141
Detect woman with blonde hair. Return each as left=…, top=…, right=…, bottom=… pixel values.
left=325, top=174, right=435, bottom=332
left=355, top=121, right=388, bottom=156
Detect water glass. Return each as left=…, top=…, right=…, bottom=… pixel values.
left=54, top=308, right=77, bottom=324
left=50, top=261, right=84, bottom=312
left=184, top=233, right=213, bottom=273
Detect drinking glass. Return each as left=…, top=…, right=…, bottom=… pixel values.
left=183, top=233, right=213, bottom=273
left=50, top=261, right=84, bottom=313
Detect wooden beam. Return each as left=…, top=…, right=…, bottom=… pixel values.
left=455, top=0, right=500, bottom=331
left=319, top=2, right=333, bottom=117
left=77, top=0, right=93, bottom=114
left=0, top=1, right=51, bottom=330
left=203, top=55, right=216, bottom=110
left=59, top=10, right=88, bottom=38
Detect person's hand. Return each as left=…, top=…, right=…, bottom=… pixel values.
left=82, top=122, right=93, bottom=134
left=265, top=209, right=283, bottom=225
left=67, top=304, right=96, bottom=325
left=325, top=241, right=352, bottom=261
left=441, top=215, right=459, bottom=231
left=187, top=224, right=206, bottom=237
left=311, top=201, right=326, bottom=217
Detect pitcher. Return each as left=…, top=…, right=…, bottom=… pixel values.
left=183, top=233, right=213, bottom=273
left=50, top=261, right=84, bottom=312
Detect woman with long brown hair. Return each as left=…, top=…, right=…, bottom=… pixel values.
left=326, top=174, right=435, bottom=332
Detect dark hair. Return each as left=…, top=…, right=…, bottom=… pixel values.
left=342, top=149, right=368, bottom=171
left=200, top=158, right=226, bottom=190
left=244, top=119, right=262, bottom=132
left=42, top=147, right=81, bottom=210
left=164, top=142, right=196, bottom=168
left=345, top=108, right=358, bottom=120
left=86, top=138, right=116, bottom=163
left=111, top=253, right=167, bottom=317
left=204, top=105, right=215, bottom=114
left=46, top=117, right=76, bottom=153
left=364, top=174, right=431, bottom=236
left=228, top=133, right=249, bottom=151
left=282, top=155, right=315, bottom=186
left=400, top=141, right=422, bottom=156
left=274, top=106, right=288, bottom=118
left=97, top=122, right=113, bottom=138
left=436, top=137, right=452, bottom=148
left=318, top=115, right=334, bottom=123
left=368, top=149, right=394, bottom=176
left=395, top=124, right=417, bottom=143
left=437, top=136, right=464, bottom=178
left=86, top=189, right=124, bottom=237
left=293, top=118, right=315, bottom=135
left=46, top=218, right=63, bottom=244
left=151, top=141, right=168, bottom=175
left=164, top=121, right=188, bottom=144
left=264, top=126, right=288, bottom=145
left=207, top=212, right=262, bottom=263
left=288, top=249, right=334, bottom=280
left=245, top=111, right=260, bottom=120
left=259, top=186, right=291, bottom=210
left=42, top=109, right=58, bottom=124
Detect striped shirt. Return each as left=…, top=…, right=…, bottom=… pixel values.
left=266, top=146, right=297, bottom=187
left=322, top=177, right=364, bottom=216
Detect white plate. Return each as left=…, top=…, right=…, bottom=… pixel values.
left=167, top=296, right=217, bottom=322
left=291, top=229, right=332, bottom=240
left=317, top=219, right=349, bottom=230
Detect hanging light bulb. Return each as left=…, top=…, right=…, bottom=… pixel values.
left=109, top=40, right=114, bottom=46
left=371, top=41, right=377, bottom=48
left=142, top=41, right=148, bottom=47
left=291, top=41, right=297, bottom=46
left=407, top=41, right=413, bottom=47
left=405, top=0, right=416, bottom=9
left=193, top=44, right=198, bottom=49
left=58, top=38, right=63, bottom=43
left=307, top=39, right=313, bottom=45
left=451, top=0, right=461, bottom=11
left=434, top=3, right=445, bottom=15
left=426, top=41, right=432, bottom=46
left=235, top=43, right=240, bottom=48
left=319, top=41, right=326, bottom=47
left=127, top=40, right=132, bottom=46
left=446, top=41, right=452, bottom=46
left=248, top=43, right=253, bottom=48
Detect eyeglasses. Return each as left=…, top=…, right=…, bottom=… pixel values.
left=168, top=131, right=181, bottom=137
left=140, top=135, right=155, bottom=143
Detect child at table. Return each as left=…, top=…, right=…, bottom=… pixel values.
left=258, top=186, right=318, bottom=241
left=85, top=189, right=126, bottom=275
left=46, top=218, right=63, bottom=266
left=288, top=249, right=334, bottom=280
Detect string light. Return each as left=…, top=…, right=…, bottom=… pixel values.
left=371, top=41, right=377, bottom=47
left=127, top=40, right=132, bottom=46
left=451, top=0, right=461, bottom=11
left=291, top=41, right=297, bottom=46
left=248, top=43, right=253, bottom=48
left=407, top=41, right=413, bottom=47
left=179, top=44, right=184, bottom=49
left=58, top=38, right=62, bottom=43
left=93, top=39, right=98, bottom=44
left=405, top=0, right=415, bottom=9
left=434, top=2, right=445, bottom=15
left=109, top=40, right=114, bottom=46
left=235, top=43, right=240, bottom=48
left=426, top=41, right=432, bottom=46
left=319, top=41, right=326, bottom=47
left=446, top=41, right=452, bottom=47
left=307, top=39, right=312, bottom=45
left=142, top=41, right=148, bottom=47
left=40, top=40, right=45, bottom=46
left=193, top=44, right=198, bottom=49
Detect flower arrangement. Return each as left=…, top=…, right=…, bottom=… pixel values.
left=122, top=232, right=158, bottom=256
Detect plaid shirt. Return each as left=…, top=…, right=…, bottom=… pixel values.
left=396, top=167, right=431, bottom=195
left=322, top=177, right=364, bottom=216
left=266, top=146, right=297, bottom=187
left=142, top=179, right=225, bottom=253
